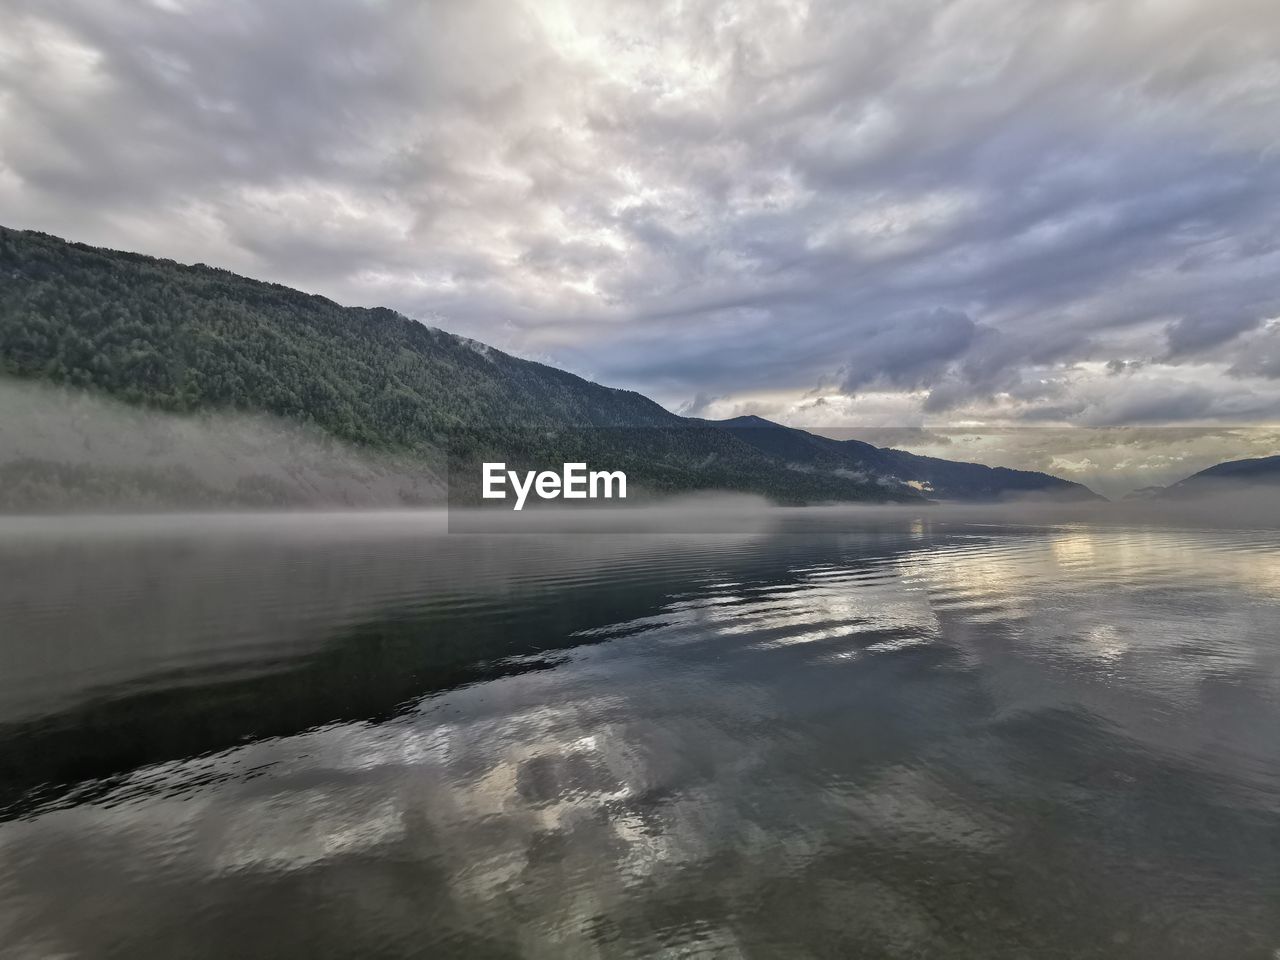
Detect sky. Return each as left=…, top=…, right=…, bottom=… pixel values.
left=2, top=0, right=1279, bottom=492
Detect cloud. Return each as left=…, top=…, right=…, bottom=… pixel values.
left=1165, top=312, right=1262, bottom=357
left=1227, top=322, right=1280, bottom=380
left=2, top=0, right=1280, bottom=440
left=676, top=392, right=722, bottom=418
left=840, top=309, right=977, bottom=392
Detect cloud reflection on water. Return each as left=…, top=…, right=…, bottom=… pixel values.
left=0, top=511, right=1277, bottom=957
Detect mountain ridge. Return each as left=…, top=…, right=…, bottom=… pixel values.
left=1136, top=453, right=1280, bottom=499
left=0, top=225, right=1098, bottom=506
left=706, top=415, right=1102, bottom=501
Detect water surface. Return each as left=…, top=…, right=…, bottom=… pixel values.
left=0, top=511, right=1278, bottom=958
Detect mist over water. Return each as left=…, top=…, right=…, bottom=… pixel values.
left=0, top=508, right=1278, bottom=958
left=0, top=379, right=445, bottom=510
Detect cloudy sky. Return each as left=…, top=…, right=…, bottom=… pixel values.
left=2, top=0, right=1279, bottom=490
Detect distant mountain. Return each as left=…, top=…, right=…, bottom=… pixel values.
left=708, top=416, right=1102, bottom=502
left=0, top=226, right=1094, bottom=507
left=1143, top=454, right=1280, bottom=499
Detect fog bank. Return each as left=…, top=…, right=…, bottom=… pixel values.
left=0, top=379, right=444, bottom=511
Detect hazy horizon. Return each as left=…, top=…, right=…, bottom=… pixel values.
left=6, top=370, right=1280, bottom=500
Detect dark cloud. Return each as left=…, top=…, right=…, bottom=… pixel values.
left=841, top=309, right=977, bottom=392
left=1165, top=313, right=1262, bottom=357
left=1106, top=359, right=1145, bottom=376
left=1228, top=326, right=1280, bottom=380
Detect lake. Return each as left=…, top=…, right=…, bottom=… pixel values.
left=0, top=510, right=1277, bottom=958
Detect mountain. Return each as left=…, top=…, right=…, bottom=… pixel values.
left=1144, top=454, right=1280, bottom=499
left=707, top=416, right=1101, bottom=502
left=0, top=226, right=918, bottom=506
left=0, top=226, right=1094, bottom=507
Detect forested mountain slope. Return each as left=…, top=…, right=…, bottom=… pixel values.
left=710, top=416, right=1102, bottom=502
left=0, top=227, right=673, bottom=444
left=0, top=227, right=911, bottom=505
left=0, top=226, right=1094, bottom=507
left=1144, top=454, right=1280, bottom=499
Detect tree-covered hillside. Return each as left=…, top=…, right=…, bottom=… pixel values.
left=707, top=416, right=1101, bottom=501
left=0, top=227, right=674, bottom=447
left=0, top=227, right=916, bottom=505
left=1146, top=454, right=1280, bottom=498
left=0, top=226, right=1097, bottom=507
